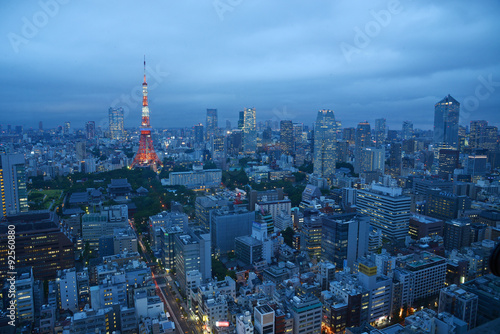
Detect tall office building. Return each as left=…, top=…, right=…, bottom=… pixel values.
left=402, top=120, right=414, bottom=140
left=388, top=143, right=402, bottom=176
left=438, top=149, right=459, bottom=180
left=469, top=120, right=488, bottom=150
left=354, top=121, right=372, bottom=173
left=343, top=127, right=356, bottom=145
left=280, top=120, right=294, bottom=155
left=434, top=94, right=460, bottom=149
left=206, top=108, right=218, bottom=140
left=63, top=121, right=71, bottom=135
left=321, top=214, right=369, bottom=270
left=238, top=110, right=245, bottom=130
left=194, top=123, right=204, bottom=144
left=174, top=229, right=211, bottom=293
left=0, top=153, right=28, bottom=218
left=374, top=118, right=386, bottom=146
left=357, top=183, right=411, bottom=240
left=482, top=126, right=498, bottom=151
left=109, top=107, right=125, bottom=140
left=86, top=121, right=95, bottom=140
left=210, top=207, right=255, bottom=254
left=313, top=109, right=337, bottom=179
left=359, top=147, right=385, bottom=173
left=242, top=107, right=256, bottom=154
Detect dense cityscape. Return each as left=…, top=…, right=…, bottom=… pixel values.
left=1, top=63, right=500, bottom=334
left=2, top=1, right=500, bottom=334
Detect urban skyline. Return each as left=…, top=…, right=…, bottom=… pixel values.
left=2, top=2, right=500, bottom=333
left=1, top=1, right=500, bottom=129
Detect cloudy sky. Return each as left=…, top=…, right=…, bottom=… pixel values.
left=1, top=0, right=499, bottom=131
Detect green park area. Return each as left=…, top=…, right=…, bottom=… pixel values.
left=28, top=189, right=63, bottom=210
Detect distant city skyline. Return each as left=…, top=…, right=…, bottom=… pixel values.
left=1, top=1, right=499, bottom=129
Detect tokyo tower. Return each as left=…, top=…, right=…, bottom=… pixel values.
left=131, top=57, right=162, bottom=169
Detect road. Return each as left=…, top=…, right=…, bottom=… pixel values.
left=133, top=220, right=199, bottom=333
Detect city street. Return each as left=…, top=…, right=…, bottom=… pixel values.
left=135, top=223, right=198, bottom=333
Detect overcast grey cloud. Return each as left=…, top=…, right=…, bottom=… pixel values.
left=0, top=0, right=499, bottom=130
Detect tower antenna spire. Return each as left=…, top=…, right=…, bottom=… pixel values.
left=143, top=55, right=146, bottom=83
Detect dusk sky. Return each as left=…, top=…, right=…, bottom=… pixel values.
left=1, top=0, right=499, bottom=131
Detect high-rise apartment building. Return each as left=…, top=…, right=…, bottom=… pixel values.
left=313, top=109, right=337, bottom=179
left=242, top=107, right=256, bottom=154
left=206, top=108, right=218, bottom=140
left=0, top=153, right=28, bottom=218
left=280, top=120, right=294, bottom=155
left=374, top=118, right=386, bottom=146
left=434, top=94, right=459, bottom=149
left=356, top=183, right=411, bottom=240
left=109, top=107, right=125, bottom=140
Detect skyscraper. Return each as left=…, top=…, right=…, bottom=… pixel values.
left=238, top=110, right=245, bottom=130
left=109, top=107, right=124, bottom=140
left=482, top=126, right=498, bottom=151
left=313, top=109, right=337, bottom=179
left=131, top=59, right=162, bottom=169
left=280, top=120, right=294, bottom=155
left=388, top=143, right=402, bottom=176
left=402, top=120, right=414, bottom=140
left=438, top=149, right=459, bottom=180
left=242, top=107, right=256, bottom=154
left=469, top=120, right=488, bottom=150
left=206, top=108, right=218, bottom=140
left=85, top=121, right=95, bottom=140
left=194, top=123, right=204, bottom=144
left=63, top=121, right=70, bottom=135
left=434, top=94, right=460, bottom=149
left=374, top=118, right=386, bottom=146
left=354, top=121, right=372, bottom=173
left=0, top=153, right=28, bottom=219
left=359, top=147, right=385, bottom=173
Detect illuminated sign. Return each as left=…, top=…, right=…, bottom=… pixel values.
left=215, top=321, right=229, bottom=327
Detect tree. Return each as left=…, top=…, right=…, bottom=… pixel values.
left=282, top=227, right=294, bottom=248
left=299, top=162, right=313, bottom=174
left=203, top=162, right=217, bottom=170
left=212, top=258, right=228, bottom=281
left=336, top=162, right=354, bottom=174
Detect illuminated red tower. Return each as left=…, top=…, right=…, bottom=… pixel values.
left=131, top=57, right=162, bottom=169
